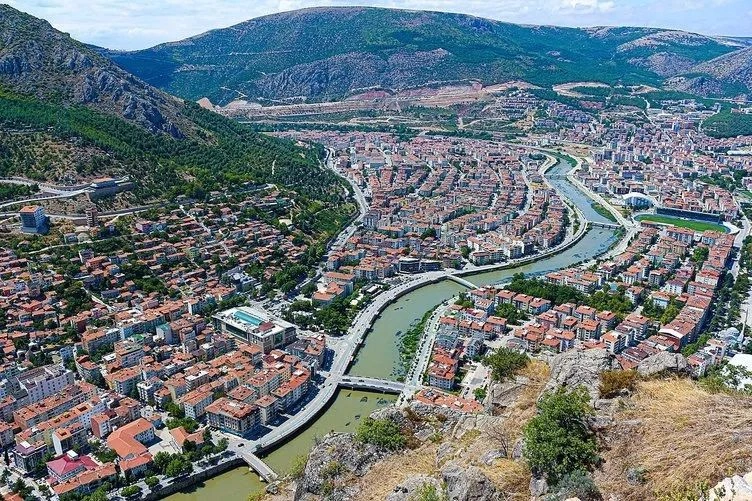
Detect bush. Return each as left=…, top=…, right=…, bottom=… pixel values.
left=121, top=485, right=141, bottom=497
left=144, top=476, right=159, bottom=489
left=355, top=417, right=406, bottom=450
left=484, top=347, right=529, bottom=381
left=414, top=483, right=447, bottom=501
left=287, top=454, right=307, bottom=480
left=545, top=470, right=601, bottom=501
left=599, top=370, right=638, bottom=398
left=321, top=461, right=344, bottom=479
left=523, top=387, right=598, bottom=484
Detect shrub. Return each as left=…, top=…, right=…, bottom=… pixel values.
left=414, top=483, right=447, bottom=501
left=545, top=470, right=601, bottom=501
left=523, top=387, right=598, bottom=484
left=355, top=417, right=406, bottom=450
left=288, top=454, right=308, bottom=479
left=599, top=370, right=638, bottom=398
left=321, top=461, right=343, bottom=479
left=484, top=347, right=529, bottom=381
left=144, top=476, right=159, bottom=489
left=121, top=485, right=141, bottom=497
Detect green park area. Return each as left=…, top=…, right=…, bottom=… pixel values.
left=635, top=214, right=727, bottom=233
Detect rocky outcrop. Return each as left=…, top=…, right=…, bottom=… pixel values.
left=628, top=52, right=696, bottom=77
left=296, top=432, right=388, bottom=499
left=0, top=4, right=187, bottom=137
left=708, top=471, right=752, bottom=500
left=386, top=475, right=443, bottom=501
left=664, top=75, right=735, bottom=98
left=441, top=462, right=501, bottom=501
left=543, top=348, right=617, bottom=401
left=483, top=376, right=529, bottom=415
left=106, top=6, right=750, bottom=104
left=296, top=401, right=469, bottom=500
left=693, top=46, right=752, bottom=92
left=636, top=352, right=688, bottom=377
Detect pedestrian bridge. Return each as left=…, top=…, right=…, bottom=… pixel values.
left=446, top=274, right=478, bottom=289
left=338, top=376, right=406, bottom=394
left=239, top=450, right=278, bottom=482
left=590, top=221, right=621, bottom=229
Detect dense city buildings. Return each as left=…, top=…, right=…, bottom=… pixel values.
left=0, top=83, right=750, bottom=501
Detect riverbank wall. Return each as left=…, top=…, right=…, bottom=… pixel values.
left=144, top=456, right=246, bottom=500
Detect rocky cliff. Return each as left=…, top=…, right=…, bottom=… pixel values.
left=0, top=5, right=188, bottom=137
left=267, top=351, right=752, bottom=501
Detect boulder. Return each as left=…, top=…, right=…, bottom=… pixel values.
left=483, top=376, right=529, bottom=415
left=297, top=433, right=386, bottom=497
left=511, top=438, right=525, bottom=460
left=436, top=442, right=456, bottom=466
left=543, top=348, right=617, bottom=401
left=481, top=449, right=505, bottom=465
left=387, top=475, right=443, bottom=501
left=637, top=352, right=688, bottom=377
left=529, top=476, right=549, bottom=498
left=441, top=462, right=501, bottom=501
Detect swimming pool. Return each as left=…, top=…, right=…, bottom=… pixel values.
left=233, top=309, right=263, bottom=326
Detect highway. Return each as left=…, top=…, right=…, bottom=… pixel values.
left=325, top=147, right=369, bottom=252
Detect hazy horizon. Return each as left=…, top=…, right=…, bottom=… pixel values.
left=5, top=0, right=752, bottom=51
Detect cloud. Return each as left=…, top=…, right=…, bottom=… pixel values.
left=5, top=0, right=750, bottom=50
left=557, top=0, right=616, bottom=13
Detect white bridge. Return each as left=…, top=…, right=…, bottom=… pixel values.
left=337, top=375, right=407, bottom=393
left=589, top=221, right=621, bottom=229
left=238, top=450, right=278, bottom=482
left=446, top=274, right=478, bottom=289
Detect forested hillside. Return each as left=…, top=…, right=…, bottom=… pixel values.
left=103, top=7, right=747, bottom=104
left=0, top=5, right=347, bottom=208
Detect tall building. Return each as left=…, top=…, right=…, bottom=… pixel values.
left=85, top=206, right=98, bottom=228
left=213, top=306, right=296, bottom=353
left=19, top=206, right=48, bottom=234
left=17, top=364, right=75, bottom=404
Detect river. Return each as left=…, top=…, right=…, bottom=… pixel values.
left=166, top=156, right=619, bottom=500
left=165, top=390, right=396, bottom=501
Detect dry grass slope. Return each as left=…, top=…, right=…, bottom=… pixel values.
left=596, top=378, right=752, bottom=500
left=353, top=360, right=550, bottom=501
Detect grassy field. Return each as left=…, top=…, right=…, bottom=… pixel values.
left=591, top=202, right=617, bottom=222
left=635, top=214, right=727, bottom=233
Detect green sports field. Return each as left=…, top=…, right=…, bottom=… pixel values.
left=635, top=214, right=727, bottom=233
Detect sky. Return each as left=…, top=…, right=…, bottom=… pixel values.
left=6, top=0, right=752, bottom=50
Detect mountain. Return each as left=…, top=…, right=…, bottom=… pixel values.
left=103, top=7, right=747, bottom=104
left=0, top=5, right=346, bottom=206
left=0, top=4, right=189, bottom=138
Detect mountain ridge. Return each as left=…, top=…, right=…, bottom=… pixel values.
left=0, top=5, right=347, bottom=206
left=100, top=6, right=749, bottom=104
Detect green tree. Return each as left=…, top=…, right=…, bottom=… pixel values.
left=165, top=457, right=193, bottom=477
left=121, top=485, right=141, bottom=497
left=691, top=246, right=709, bottom=264
left=153, top=451, right=172, bottom=474
left=523, top=387, right=598, bottom=484
left=484, top=347, right=529, bottom=381
left=355, top=417, right=406, bottom=451
left=216, top=437, right=229, bottom=453
left=660, top=298, right=681, bottom=325
left=494, top=303, right=528, bottom=325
